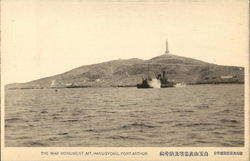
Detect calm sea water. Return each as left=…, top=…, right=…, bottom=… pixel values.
left=5, top=84, right=244, bottom=147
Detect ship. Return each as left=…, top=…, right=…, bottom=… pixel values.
left=137, top=77, right=153, bottom=88
left=137, top=64, right=153, bottom=88
left=137, top=70, right=175, bottom=88
left=157, top=71, right=176, bottom=88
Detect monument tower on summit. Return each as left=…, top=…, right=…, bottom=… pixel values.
left=165, top=40, right=169, bottom=54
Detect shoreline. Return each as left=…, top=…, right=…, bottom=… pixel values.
left=5, top=82, right=244, bottom=90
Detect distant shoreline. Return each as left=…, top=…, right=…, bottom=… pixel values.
left=6, top=82, right=244, bottom=90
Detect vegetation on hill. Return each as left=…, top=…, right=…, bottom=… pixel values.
left=6, top=54, right=244, bottom=89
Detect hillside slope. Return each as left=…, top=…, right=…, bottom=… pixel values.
left=6, top=54, right=244, bottom=89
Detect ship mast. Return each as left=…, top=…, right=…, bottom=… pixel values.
left=147, top=64, right=149, bottom=79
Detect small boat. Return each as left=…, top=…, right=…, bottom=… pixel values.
left=137, top=64, right=153, bottom=88
left=137, top=78, right=153, bottom=88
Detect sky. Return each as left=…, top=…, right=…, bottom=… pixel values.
left=1, top=0, right=249, bottom=84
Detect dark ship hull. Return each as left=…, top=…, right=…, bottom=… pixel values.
left=137, top=82, right=152, bottom=88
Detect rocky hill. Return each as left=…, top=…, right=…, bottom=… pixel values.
left=6, top=54, right=244, bottom=89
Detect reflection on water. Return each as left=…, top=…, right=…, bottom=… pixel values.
left=5, top=84, right=244, bottom=147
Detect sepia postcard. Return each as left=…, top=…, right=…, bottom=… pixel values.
left=1, top=0, right=249, bottom=161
